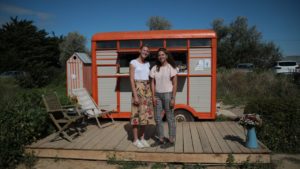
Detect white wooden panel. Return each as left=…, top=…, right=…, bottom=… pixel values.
left=189, top=77, right=211, bottom=112
left=79, top=63, right=83, bottom=88
left=189, top=48, right=211, bottom=57
left=97, top=78, right=117, bottom=110
left=119, top=67, right=129, bottom=74
left=119, top=77, right=132, bottom=112
left=176, top=76, right=187, bottom=104
left=189, top=58, right=211, bottom=75
left=96, top=50, right=117, bottom=59
left=96, top=60, right=117, bottom=65
left=67, top=63, right=72, bottom=95
left=97, top=66, right=117, bottom=75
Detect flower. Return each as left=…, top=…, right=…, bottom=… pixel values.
left=238, top=114, right=262, bottom=128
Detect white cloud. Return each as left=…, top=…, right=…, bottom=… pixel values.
left=0, top=3, right=52, bottom=21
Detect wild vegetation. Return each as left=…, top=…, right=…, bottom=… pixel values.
left=218, top=69, right=300, bottom=153
left=0, top=74, right=69, bottom=169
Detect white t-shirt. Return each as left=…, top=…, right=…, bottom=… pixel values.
left=150, top=63, right=177, bottom=93
left=130, top=59, right=150, bottom=80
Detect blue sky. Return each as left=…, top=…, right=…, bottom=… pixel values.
left=0, top=0, right=299, bottom=56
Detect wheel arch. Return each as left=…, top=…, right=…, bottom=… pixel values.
left=174, top=104, right=198, bottom=119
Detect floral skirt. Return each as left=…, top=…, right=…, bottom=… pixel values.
left=130, top=80, right=155, bottom=125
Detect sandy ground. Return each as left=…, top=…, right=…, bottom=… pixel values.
left=17, top=104, right=300, bottom=169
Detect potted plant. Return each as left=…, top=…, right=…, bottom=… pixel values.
left=238, top=114, right=262, bottom=149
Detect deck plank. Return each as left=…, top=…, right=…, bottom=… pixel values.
left=82, top=123, right=118, bottom=149
left=101, top=123, right=128, bottom=150
left=72, top=126, right=106, bottom=149
left=196, top=122, right=213, bottom=153
left=164, top=122, right=175, bottom=153
left=93, top=123, right=125, bottom=150
left=202, top=122, right=222, bottom=153
left=155, top=122, right=168, bottom=152
left=114, top=134, right=132, bottom=151
left=189, top=122, right=203, bottom=153
left=215, top=122, right=243, bottom=153
left=175, top=122, right=183, bottom=153
left=65, top=126, right=99, bottom=149
left=208, top=122, right=231, bottom=153
left=220, top=122, right=252, bottom=153
left=183, top=122, right=194, bottom=153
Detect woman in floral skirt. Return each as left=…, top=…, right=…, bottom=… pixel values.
left=129, top=45, right=155, bottom=148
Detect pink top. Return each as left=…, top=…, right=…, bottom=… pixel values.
left=150, top=63, right=177, bottom=93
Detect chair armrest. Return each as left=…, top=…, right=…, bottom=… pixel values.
left=62, top=105, right=77, bottom=108
left=48, top=108, right=71, bottom=113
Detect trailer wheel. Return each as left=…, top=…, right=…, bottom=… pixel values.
left=174, top=109, right=194, bottom=122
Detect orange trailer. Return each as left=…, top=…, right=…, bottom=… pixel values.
left=91, top=30, right=217, bottom=121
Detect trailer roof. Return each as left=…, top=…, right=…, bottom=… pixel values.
left=92, top=30, right=216, bottom=41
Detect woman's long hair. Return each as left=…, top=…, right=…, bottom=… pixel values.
left=156, top=48, right=176, bottom=72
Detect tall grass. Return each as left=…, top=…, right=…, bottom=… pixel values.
left=217, top=69, right=299, bottom=105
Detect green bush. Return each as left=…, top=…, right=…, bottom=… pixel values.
left=0, top=90, right=51, bottom=168
left=244, top=96, right=300, bottom=153
left=18, top=67, right=62, bottom=88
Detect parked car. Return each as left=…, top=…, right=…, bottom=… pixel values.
left=273, top=61, right=299, bottom=74
left=296, top=64, right=300, bottom=73
left=236, top=63, right=254, bottom=72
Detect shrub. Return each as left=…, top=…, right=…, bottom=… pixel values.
left=0, top=90, right=51, bottom=168
left=244, top=96, right=300, bottom=153
left=18, top=67, right=62, bottom=88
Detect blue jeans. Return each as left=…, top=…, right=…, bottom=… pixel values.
left=154, top=92, right=176, bottom=140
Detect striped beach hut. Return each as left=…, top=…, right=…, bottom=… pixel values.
left=66, top=52, right=92, bottom=96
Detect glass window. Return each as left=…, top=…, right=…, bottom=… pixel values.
left=172, top=52, right=188, bottom=73
left=142, top=39, right=163, bottom=48
left=190, top=39, right=211, bottom=47
left=278, top=61, right=297, bottom=66
left=120, top=40, right=140, bottom=48
left=96, top=41, right=116, bottom=49
left=166, top=39, right=187, bottom=48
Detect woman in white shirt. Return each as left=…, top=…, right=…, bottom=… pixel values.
left=129, top=45, right=155, bottom=148
left=150, top=48, right=177, bottom=149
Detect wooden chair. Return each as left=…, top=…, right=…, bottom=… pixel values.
left=42, top=92, right=85, bottom=142
left=71, top=88, right=115, bottom=128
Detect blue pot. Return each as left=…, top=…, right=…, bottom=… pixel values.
left=246, top=127, right=258, bottom=149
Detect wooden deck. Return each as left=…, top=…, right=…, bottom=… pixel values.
left=25, top=121, right=271, bottom=164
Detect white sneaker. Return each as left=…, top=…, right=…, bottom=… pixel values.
left=133, top=140, right=144, bottom=148
left=140, top=139, right=150, bottom=147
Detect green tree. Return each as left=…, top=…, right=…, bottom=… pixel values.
left=212, top=16, right=282, bottom=68
left=147, top=16, right=172, bottom=30
left=59, top=32, right=88, bottom=67
left=0, top=17, right=62, bottom=87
